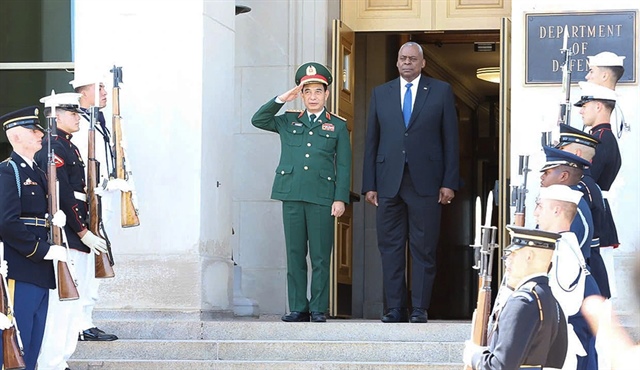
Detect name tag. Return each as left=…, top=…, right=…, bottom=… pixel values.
left=292, top=122, right=303, bottom=127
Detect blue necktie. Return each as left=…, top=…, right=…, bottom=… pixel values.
left=403, top=83, right=413, bottom=127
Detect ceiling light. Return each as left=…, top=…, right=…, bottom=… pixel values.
left=476, top=67, right=500, bottom=84
left=474, top=42, right=496, bottom=52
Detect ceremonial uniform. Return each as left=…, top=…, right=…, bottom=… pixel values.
left=34, top=93, right=90, bottom=370
left=251, top=62, right=351, bottom=320
left=467, top=226, right=567, bottom=370
left=0, top=107, right=54, bottom=370
left=68, top=71, right=119, bottom=342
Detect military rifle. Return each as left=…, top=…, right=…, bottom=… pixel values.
left=510, top=154, right=530, bottom=227
left=46, top=103, right=80, bottom=300
left=0, top=241, right=26, bottom=370
left=87, top=94, right=115, bottom=278
left=543, top=25, right=572, bottom=147
left=111, top=66, right=140, bottom=228
left=466, top=193, right=498, bottom=369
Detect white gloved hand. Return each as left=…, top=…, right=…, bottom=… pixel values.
left=0, top=313, right=12, bottom=330
left=51, top=210, right=67, bottom=228
left=0, top=259, right=7, bottom=277
left=80, top=231, right=107, bottom=255
left=44, top=245, right=67, bottom=261
left=105, top=178, right=132, bottom=193
left=463, top=340, right=485, bottom=367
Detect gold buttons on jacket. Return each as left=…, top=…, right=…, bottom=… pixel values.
left=281, top=170, right=285, bottom=174
left=309, top=131, right=313, bottom=135
left=307, top=143, right=311, bottom=147
left=304, top=166, right=309, bottom=170
left=305, top=154, right=309, bottom=158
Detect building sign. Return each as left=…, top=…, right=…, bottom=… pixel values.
left=525, top=11, right=636, bottom=84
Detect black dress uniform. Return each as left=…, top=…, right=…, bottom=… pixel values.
left=471, top=227, right=567, bottom=370
left=0, top=106, right=55, bottom=370
left=35, top=128, right=89, bottom=254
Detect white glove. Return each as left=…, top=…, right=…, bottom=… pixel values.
left=44, top=245, right=67, bottom=261
left=463, top=340, right=485, bottom=367
left=0, top=313, right=12, bottom=330
left=51, top=210, right=67, bottom=228
left=105, top=178, right=132, bottom=193
left=0, top=259, right=7, bottom=277
left=80, top=230, right=107, bottom=255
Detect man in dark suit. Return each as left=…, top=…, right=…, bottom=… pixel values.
left=362, top=41, right=460, bottom=323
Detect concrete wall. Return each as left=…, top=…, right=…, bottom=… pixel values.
left=511, top=0, right=640, bottom=320
left=73, top=0, right=234, bottom=317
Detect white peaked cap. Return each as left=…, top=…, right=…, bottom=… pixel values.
left=39, top=91, right=82, bottom=108
left=538, top=184, right=583, bottom=205
left=69, top=68, right=107, bottom=89
left=587, top=51, right=625, bottom=67
left=574, top=81, right=617, bottom=107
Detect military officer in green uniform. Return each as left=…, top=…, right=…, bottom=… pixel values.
left=251, top=62, right=352, bottom=323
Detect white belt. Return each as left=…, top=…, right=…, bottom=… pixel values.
left=74, top=191, right=87, bottom=202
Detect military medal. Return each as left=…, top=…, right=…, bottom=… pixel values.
left=322, top=123, right=334, bottom=132
left=23, top=178, right=38, bottom=186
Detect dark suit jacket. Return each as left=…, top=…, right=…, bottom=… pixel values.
left=362, top=75, right=460, bottom=197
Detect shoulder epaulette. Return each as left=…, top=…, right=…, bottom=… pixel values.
left=328, top=112, right=347, bottom=122
left=512, top=281, right=538, bottom=303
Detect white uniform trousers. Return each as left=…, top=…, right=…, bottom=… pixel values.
left=37, top=249, right=87, bottom=370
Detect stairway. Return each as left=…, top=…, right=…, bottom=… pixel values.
left=69, top=316, right=470, bottom=369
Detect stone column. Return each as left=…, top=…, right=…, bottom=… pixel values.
left=73, top=0, right=235, bottom=319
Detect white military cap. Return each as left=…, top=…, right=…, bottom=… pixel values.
left=538, top=184, right=583, bottom=205
left=587, top=51, right=625, bottom=67
left=69, top=68, right=106, bottom=89
left=574, top=81, right=617, bottom=107
left=39, top=90, right=83, bottom=112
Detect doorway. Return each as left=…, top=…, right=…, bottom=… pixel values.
left=350, top=31, right=501, bottom=320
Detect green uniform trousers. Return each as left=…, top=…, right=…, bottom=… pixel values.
left=282, top=200, right=334, bottom=313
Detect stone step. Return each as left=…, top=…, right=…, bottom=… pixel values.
left=68, top=360, right=461, bottom=370
left=90, top=318, right=472, bottom=342
left=71, top=339, right=464, bottom=363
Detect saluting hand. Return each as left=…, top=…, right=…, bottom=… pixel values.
left=277, top=84, right=304, bottom=103
left=331, top=201, right=346, bottom=217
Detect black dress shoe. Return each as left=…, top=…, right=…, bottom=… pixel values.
left=78, top=327, right=118, bottom=341
left=281, top=311, right=310, bottom=322
left=381, top=308, right=408, bottom=323
left=310, top=312, right=327, bottom=322
left=409, top=308, right=428, bottom=323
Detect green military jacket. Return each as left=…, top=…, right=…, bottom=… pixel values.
left=251, top=98, right=352, bottom=207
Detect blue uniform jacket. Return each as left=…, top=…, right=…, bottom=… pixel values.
left=0, top=152, right=55, bottom=289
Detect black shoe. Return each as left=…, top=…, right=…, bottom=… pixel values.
left=381, top=308, right=408, bottom=323
left=409, top=308, right=428, bottom=323
left=310, top=312, right=327, bottom=322
left=281, top=311, right=310, bottom=322
left=78, top=327, right=118, bottom=341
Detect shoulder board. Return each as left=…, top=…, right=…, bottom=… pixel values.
left=329, top=112, right=347, bottom=122
left=512, top=281, right=538, bottom=302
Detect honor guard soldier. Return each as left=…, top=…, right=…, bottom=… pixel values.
left=34, top=93, right=108, bottom=370
left=585, top=51, right=628, bottom=136
left=251, top=62, right=352, bottom=323
left=463, top=226, right=568, bottom=370
left=70, top=70, right=120, bottom=342
left=575, top=81, right=622, bottom=299
left=0, top=106, right=67, bottom=369
left=556, top=124, right=611, bottom=298
left=534, top=184, right=600, bottom=370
